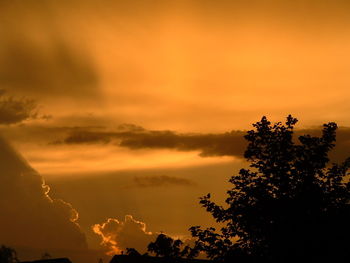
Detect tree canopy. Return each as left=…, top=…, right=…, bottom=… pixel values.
left=147, top=233, right=196, bottom=259
left=0, top=246, right=18, bottom=263
left=190, top=116, right=350, bottom=262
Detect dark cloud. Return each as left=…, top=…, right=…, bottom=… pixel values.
left=116, top=123, right=145, bottom=132
left=0, top=91, right=38, bottom=124
left=0, top=137, right=87, bottom=250
left=119, top=131, right=247, bottom=157
left=56, top=125, right=247, bottom=158
left=54, top=124, right=350, bottom=162
left=0, top=124, right=108, bottom=146
left=133, top=175, right=196, bottom=188
left=61, top=131, right=113, bottom=145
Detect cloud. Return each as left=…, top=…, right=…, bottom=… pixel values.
left=56, top=124, right=247, bottom=158
left=92, top=215, right=157, bottom=255
left=60, top=131, right=114, bottom=145
left=133, top=175, right=196, bottom=188
left=92, top=215, right=198, bottom=257
left=118, top=131, right=246, bottom=158
left=0, top=137, right=87, bottom=250
left=53, top=124, right=350, bottom=162
left=0, top=91, right=38, bottom=124
left=0, top=30, right=99, bottom=100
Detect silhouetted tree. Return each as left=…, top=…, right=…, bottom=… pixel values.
left=0, top=246, right=18, bottom=263
left=125, top=248, right=141, bottom=256
left=190, top=116, right=350, bottom=262
left=41, top=252, right=51, bottom=260
left=147, top=234, right=196, bottom=259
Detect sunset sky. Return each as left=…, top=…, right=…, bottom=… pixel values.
left=1, top=0, right=350, bottom=262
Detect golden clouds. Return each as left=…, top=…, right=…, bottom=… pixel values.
left=82, top=1, right=350, bottom=130
left=1, top=0, right=350, bottom=255
left=2, top=0, right=350, bottom=130
left=3, top=121, right=350, bottom=177
left=92, top=215, right=196, bottom=256
left=92, top=215, right=157, bottom=255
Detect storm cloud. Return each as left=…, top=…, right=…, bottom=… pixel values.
left=0, top=137, right=87, bottom=250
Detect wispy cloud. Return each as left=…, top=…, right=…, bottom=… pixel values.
left=133, top=175, right=196, bottom=188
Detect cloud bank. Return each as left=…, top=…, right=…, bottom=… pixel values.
left=0, top=137, right=87, bottom=250
left=56, top=125, right=247, bottom=158
left=92, top=215, right=157, bottom=255
left=54, top=124, right=350, bottom=162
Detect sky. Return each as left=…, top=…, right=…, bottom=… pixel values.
left=1, top=0, right=350, bottom=262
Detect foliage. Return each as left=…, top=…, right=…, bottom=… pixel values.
left=0, top=246, right=18, bottom=263
left=125, top=248, right=141, bottom=256
left=41, top=252, right=51, bottom=260
left=190, top=116, right=350, bottom=262
left=147, top=234, right=197, bottom=259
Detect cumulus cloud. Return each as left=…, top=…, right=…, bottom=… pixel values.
left=92, top=215, right=198, bottom=257
left=0, top=91, right=38, bottom=124
left=92, top=215, right=157, bottom=255
left=0, top=137, right=87, bottom=250
left=133, top=175, right=196, bottom=188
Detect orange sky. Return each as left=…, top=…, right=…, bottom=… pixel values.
left=1, top=0, right=350, bottom=261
